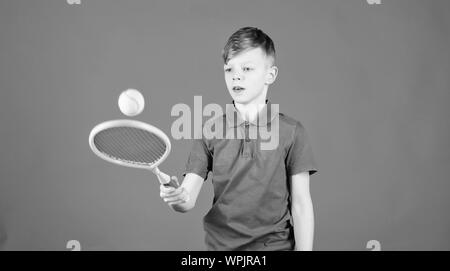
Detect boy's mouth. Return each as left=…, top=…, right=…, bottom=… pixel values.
left=232, top=86, right=245, bottom=93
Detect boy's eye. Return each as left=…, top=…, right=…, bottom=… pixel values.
left=224, top=68, right=232, bottom=72
left=243, top=67, right=253, bottom=71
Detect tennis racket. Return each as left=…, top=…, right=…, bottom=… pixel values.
left=88, top=119, right=179, bottom=188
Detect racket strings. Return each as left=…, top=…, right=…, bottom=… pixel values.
left=93, top=127, right=167, bottom=165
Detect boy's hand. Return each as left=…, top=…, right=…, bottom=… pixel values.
left=159, top=177, right=190, bottom=206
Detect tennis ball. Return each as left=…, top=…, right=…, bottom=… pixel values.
left=118, top=89, right=145, bottom=117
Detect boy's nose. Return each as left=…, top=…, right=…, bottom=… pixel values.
left=233, top=73, right=242, bottom=81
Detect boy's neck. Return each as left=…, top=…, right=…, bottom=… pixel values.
left=234, top=98, right=268, bottom=123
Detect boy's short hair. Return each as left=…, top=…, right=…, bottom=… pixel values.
left=222, top=27, right=276, bottom=65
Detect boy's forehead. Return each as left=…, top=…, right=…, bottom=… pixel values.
left=226, top=47, right=268, bottom=65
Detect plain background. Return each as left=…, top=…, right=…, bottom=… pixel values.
left=0, top=0, right=449, bottom=250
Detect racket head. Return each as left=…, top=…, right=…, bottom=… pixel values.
left=88, top=119, right=171, bottom=170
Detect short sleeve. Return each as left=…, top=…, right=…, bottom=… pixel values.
left=182, top=137, right=212, bottom=180
left=285, top=123, right=318, bottom=176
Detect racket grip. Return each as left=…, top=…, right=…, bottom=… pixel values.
left=152, top=167, right=179, bottom=188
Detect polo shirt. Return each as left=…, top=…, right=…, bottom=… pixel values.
left=183, top=100, right=318, bottom=251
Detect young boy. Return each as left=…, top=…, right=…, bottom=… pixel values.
left=159, top=27, right=318, bottom=251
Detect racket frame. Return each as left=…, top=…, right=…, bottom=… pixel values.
left=89, top=119, right=178, bottom=187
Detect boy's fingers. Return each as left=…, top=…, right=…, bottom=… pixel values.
left=163, top=192, right=188, bottom=203
left=160, top=187, right=178, bottom=199
left=160, top=185, right=177, bottom=194
left=160, top=186, right=184, bottom=196
left=160, top=191, right=179, bottom=199
left=162, top=188, right=189, bottom=203
left=167, top=193, right=189, bottom=205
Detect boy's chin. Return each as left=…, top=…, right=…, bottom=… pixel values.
left=232, top=95, right=262, bottom=105
left=231, top=96, right=250, bottom=104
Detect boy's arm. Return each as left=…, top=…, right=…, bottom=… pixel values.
left=290, top=171, right=314, bottom=251
left=159, top=173, right=205, bottom=213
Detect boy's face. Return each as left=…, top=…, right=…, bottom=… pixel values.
left=224, top=47, right=277, bottom=105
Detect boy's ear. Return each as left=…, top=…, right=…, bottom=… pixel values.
left=265, top=65, right=278, bottom=85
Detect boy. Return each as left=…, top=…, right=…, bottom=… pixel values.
left=160, top=27, right=318, bottom=251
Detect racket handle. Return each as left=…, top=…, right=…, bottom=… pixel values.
left=152, top=167, right=179, bottom=188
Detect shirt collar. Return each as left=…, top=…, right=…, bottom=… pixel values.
left=226, top=100, right=279, bottom=128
